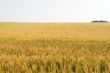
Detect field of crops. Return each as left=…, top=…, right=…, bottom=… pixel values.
left=0, top=22, right=110, bottom=73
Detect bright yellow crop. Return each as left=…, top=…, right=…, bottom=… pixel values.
left=0, top=22, right=110, bottom=73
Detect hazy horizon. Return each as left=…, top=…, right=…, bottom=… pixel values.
left=0, top=0, right=110, bottom=22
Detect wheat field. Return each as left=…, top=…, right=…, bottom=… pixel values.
left=0, top=22, right=110, bottom=73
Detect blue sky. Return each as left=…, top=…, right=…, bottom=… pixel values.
left=0, top=0, right=110, bottom=22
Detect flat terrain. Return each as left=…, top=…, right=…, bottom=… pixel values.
left=0, top=23, right=110, bottom=73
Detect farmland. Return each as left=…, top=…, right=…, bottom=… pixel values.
left=0, top=22, right=110, bottom=73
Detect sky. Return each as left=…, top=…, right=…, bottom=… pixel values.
left=0, top=0, right=110, bottom=22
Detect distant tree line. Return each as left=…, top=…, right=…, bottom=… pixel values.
left=91, top=20, right=108, bottom=23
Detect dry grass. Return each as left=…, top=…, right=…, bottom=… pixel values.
left=0, top=22, right=110, bottom=73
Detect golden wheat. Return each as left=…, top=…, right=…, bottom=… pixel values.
left=0, top=22, right=110, bottom=73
